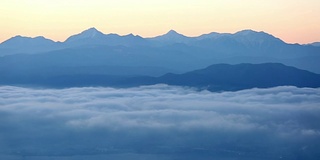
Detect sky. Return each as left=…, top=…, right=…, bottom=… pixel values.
left=0, top=0, right=320, bottom=44
left=1, top=85, right=320, bottom=159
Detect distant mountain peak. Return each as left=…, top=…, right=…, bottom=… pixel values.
left=149, top=29, right=190, bottom=43
left=13, top=35, right=23, bottom=38
left=167, top=29, right=179, bottom=34
left=84, top=27, right=100, bottom=33
left=9, top=35, right=33, bottom=40
left=125, top=33, right=135, bottom=37
left=234, top=29, right=284, bottom=44
left=235, top=29, right=262, bottom=35
left=197, top=32, right=225, bottom=40
left=164, top=30, right=186, bottom=37
left=236, top=29, right=270, bottom=38
left=34, top=36, right=47, bottom=40
left=79, top=27, right=104, bottom=38
left=87, top=27, right=98, bottom=31
left=124, top=33, right=143, bottom=39
left=65, top=27, right=106, bottom=43
left=235, top=29, right=279, bottom=38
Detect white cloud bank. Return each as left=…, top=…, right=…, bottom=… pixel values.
left=0, top=85, right=320, bottom=159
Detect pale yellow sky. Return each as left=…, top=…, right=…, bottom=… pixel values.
left=1, top=0, right=319, bottom=44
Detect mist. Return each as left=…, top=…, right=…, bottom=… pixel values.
left=1, top=85, right=319, bottom=159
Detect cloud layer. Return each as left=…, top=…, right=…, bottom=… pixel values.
left=1, top=85, right=320, bottom=159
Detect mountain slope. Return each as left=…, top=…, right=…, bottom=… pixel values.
left=64, top=27, right=107, bottom=45
left=0, top=36, right=62, bottom=56
left=309, top=42, right=320, bottom=47
left=156, top=63, right=320, bottom=91
left=64, top=27, right=148, bottom=47
left=148, top=30, right=191, bottom=44
left=1, top=62, right=320, bottom=91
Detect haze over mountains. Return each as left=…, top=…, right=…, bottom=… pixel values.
left=1, top=27, right=320, bottom=90
left=1, top=28, right=320, bottom=160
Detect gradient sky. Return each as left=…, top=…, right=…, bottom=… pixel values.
left=1, top=0, right=319, bottom=44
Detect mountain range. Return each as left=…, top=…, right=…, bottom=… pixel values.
left=1, top=62, right=320, bottom=91
left=1, top=27, right=320, bottom=90
left=1, top=28, right=319, bottom=74
left=2, top=28, right=319, bottom=55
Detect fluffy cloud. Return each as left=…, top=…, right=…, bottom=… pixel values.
left=0, top=85, right=320, bottom=159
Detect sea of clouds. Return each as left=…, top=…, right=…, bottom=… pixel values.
left=0, top=85, right=320, bottom=160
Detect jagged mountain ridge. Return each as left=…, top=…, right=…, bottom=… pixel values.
left=0, top=28, right=312, bottom=55
left=64, top=27, right=147, bottom=47
left=1, top=28, right=320, bottom=75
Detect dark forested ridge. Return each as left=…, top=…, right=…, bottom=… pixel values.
left=156, top=63, right=320, bottom=91
left=2, top=63, right=320, bottom=91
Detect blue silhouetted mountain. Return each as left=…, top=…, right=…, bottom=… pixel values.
left=148, top=30, right=192, bottom=44
left=64, top=27, right=148, bottom=47
left=1, top=61, right=320, bottom=91
left=64, top=27, right=107, bottom=45
left=309, top=42, right=320, bottom=47
left=191, top=30, right=287, bottom=57
left=0, top=35, right=63, bottom=55
left=233, top=30, right=285, bottom=50
left=155, top=63, right=320, bottom=91
left=1, top=28, right=320, bottom=74
left=234, top=29, right=284, bottom=44
left=195, top=32, right=224, bottom=40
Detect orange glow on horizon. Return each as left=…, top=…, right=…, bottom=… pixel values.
left=0, top=0, right=319, bottom=44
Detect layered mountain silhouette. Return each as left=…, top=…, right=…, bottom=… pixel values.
left=1, top=28, right=320, bottom=91
left=1, top=28, right=320, bottom=75
left=64, top=27, right=147, bottom=47
left=1, top=63, right=320, bottom=91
